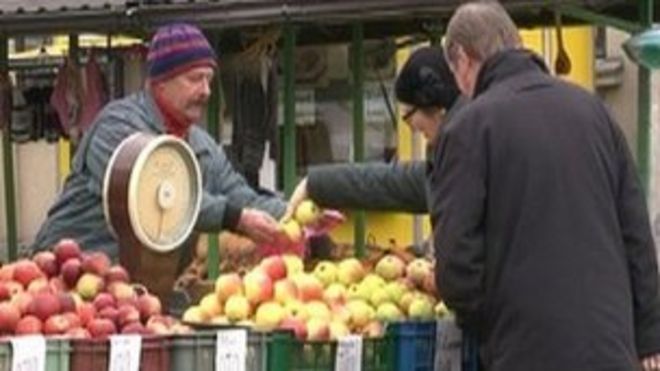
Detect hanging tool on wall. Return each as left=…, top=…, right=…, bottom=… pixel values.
left=554, top=9, right=572, bottom=75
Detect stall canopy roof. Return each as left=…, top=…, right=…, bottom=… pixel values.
left=0, top=0, right=655, bottom=36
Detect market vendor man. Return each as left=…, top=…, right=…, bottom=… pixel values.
left=32, top=23, right=286, bottom=260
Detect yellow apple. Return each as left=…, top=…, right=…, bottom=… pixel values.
left=312, top=261, right=338, bottom=287
left=224, top=295, right=251, bottom=322
left=199, top=293, right=222, bottom=319
left=337, top=258, right=366, bottom=285
left=294, top=200, right=322, bottom=226
left=214, top=273, right=243, bottom=303
left=255, top=301, right=286, bottom=330
left=282, top=254, right=305, bottom=277
left=281, top=220, right=303, bottom=243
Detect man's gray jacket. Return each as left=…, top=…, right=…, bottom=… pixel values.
left=33, top=90, right=286, bottom=259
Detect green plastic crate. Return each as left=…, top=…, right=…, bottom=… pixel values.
left=169, top=330, right=269, bottom=371
left=0, top=338, right=70, bottom=371
left=267, top=330, right=393, bottom=371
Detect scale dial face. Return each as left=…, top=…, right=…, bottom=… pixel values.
left=104, top=134, right=202, bottom=253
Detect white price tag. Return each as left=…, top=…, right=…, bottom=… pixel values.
left=335, top=335, right=362, bottom=371
left=11, top=335, right=46, bottom=371
left=109, top=335, right=141, bottom=371
left=215, top=329, right=247, bottom=371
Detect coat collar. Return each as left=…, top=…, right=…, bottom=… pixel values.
left=473, top=49, right=549, bottom=98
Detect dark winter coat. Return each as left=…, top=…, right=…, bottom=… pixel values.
left=429, top=49, right=660, bottom=371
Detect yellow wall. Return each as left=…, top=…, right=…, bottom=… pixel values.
left=329, top=26, right=594, bottom=248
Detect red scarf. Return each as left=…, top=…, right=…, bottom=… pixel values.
left=152, top=85, right=191, bottom=138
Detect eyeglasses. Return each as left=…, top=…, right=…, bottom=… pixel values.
left=402, top=107, right=418, bottom=122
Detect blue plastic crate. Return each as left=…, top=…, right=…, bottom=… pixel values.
left=390, top=321, right=437, bottom=371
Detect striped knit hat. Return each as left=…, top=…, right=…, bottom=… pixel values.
left=147, top=23, right=217, bottom=82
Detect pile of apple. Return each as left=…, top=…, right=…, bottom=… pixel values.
left=0, top=238, right=189, bottom=338
left=182, top=251, right=448, bottom=341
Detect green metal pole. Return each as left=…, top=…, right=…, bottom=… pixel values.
left=1, top=34, right=17, bottom=262
left=283, top=23, right=297, bottom=197
left=351, top=23, right=366, bottom=258
left=207, top=33, right=221, bottom=279
left=637, top=0, right=653, bottom=193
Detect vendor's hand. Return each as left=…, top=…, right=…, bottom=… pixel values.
left=642, top=353, right=660, bottom=371
left=281, top=177, right=309, bottom=222
left=236, top=208, right=281, bottom=245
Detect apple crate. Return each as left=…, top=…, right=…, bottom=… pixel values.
left=267, top=330, right=393, bottom=371
left=0, top=338, right=70, bottom=371
left=70, top=335, right=170, bottom=371
left=169, top=329, right=269, bottom=371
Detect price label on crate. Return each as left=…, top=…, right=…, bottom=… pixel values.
left=216, top=329, right=247, bottom=371
left=109, top=335, right=142, bottom=371
left=335, top=335, right=363, bottom=371
left=11, top=335, right=46, bottom=371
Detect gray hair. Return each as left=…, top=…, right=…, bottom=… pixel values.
left=444, top=1, right=521, bottom=66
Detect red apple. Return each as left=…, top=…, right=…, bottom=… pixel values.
left=60, top=259, right=82, bottom=288
left=279, top=317, right=308, bottom=340
left=117, top=304, right=140, bottom=327
left=294, top=274, right=324, bottom=302
left=0, top=264, right=15, bottom=282
left=0, top=281, right=21, bottom=301
left=86, top=318, right=116, bottom=338
left=105, top=266, right=129, bottom=283
left=121, top=322, right=147, bottom=335
left=32, top=251, right=58, bottom=278
left=98, top=307, right=119, bottom=324
left=0, top=302, right=21, bottom=333
left=27, top=277, right=50, bottom=295
left=13, top=260, right=44, bottom=287
left=15, top=315, right=42, bottom=335
left=62, top=312, right=82, bottom=329
left=137, top=294, right=161, bottom=322
left=53, top=238, right=81, bottom=266
left=44, top=314, right=71, bottom=335
left=11, top=292, right=34, bottom=315
left=65, top=327, right=91, bottom=339
left=92, top=292, right=115, bottom=311
left=76, top=302, right=96, bottom=327
left=49, top=277, right=67, bottom=293
left=244, top=270, right=274, bottom=305
left=81, top=252, right=111, bottom=276
left=260, top=256, right=287, bottom=281
left=28, top=292, right=61, bottom=321
left=145, top=320, right=169, bottom=335
left=58, top=293, right=77, bottom=313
